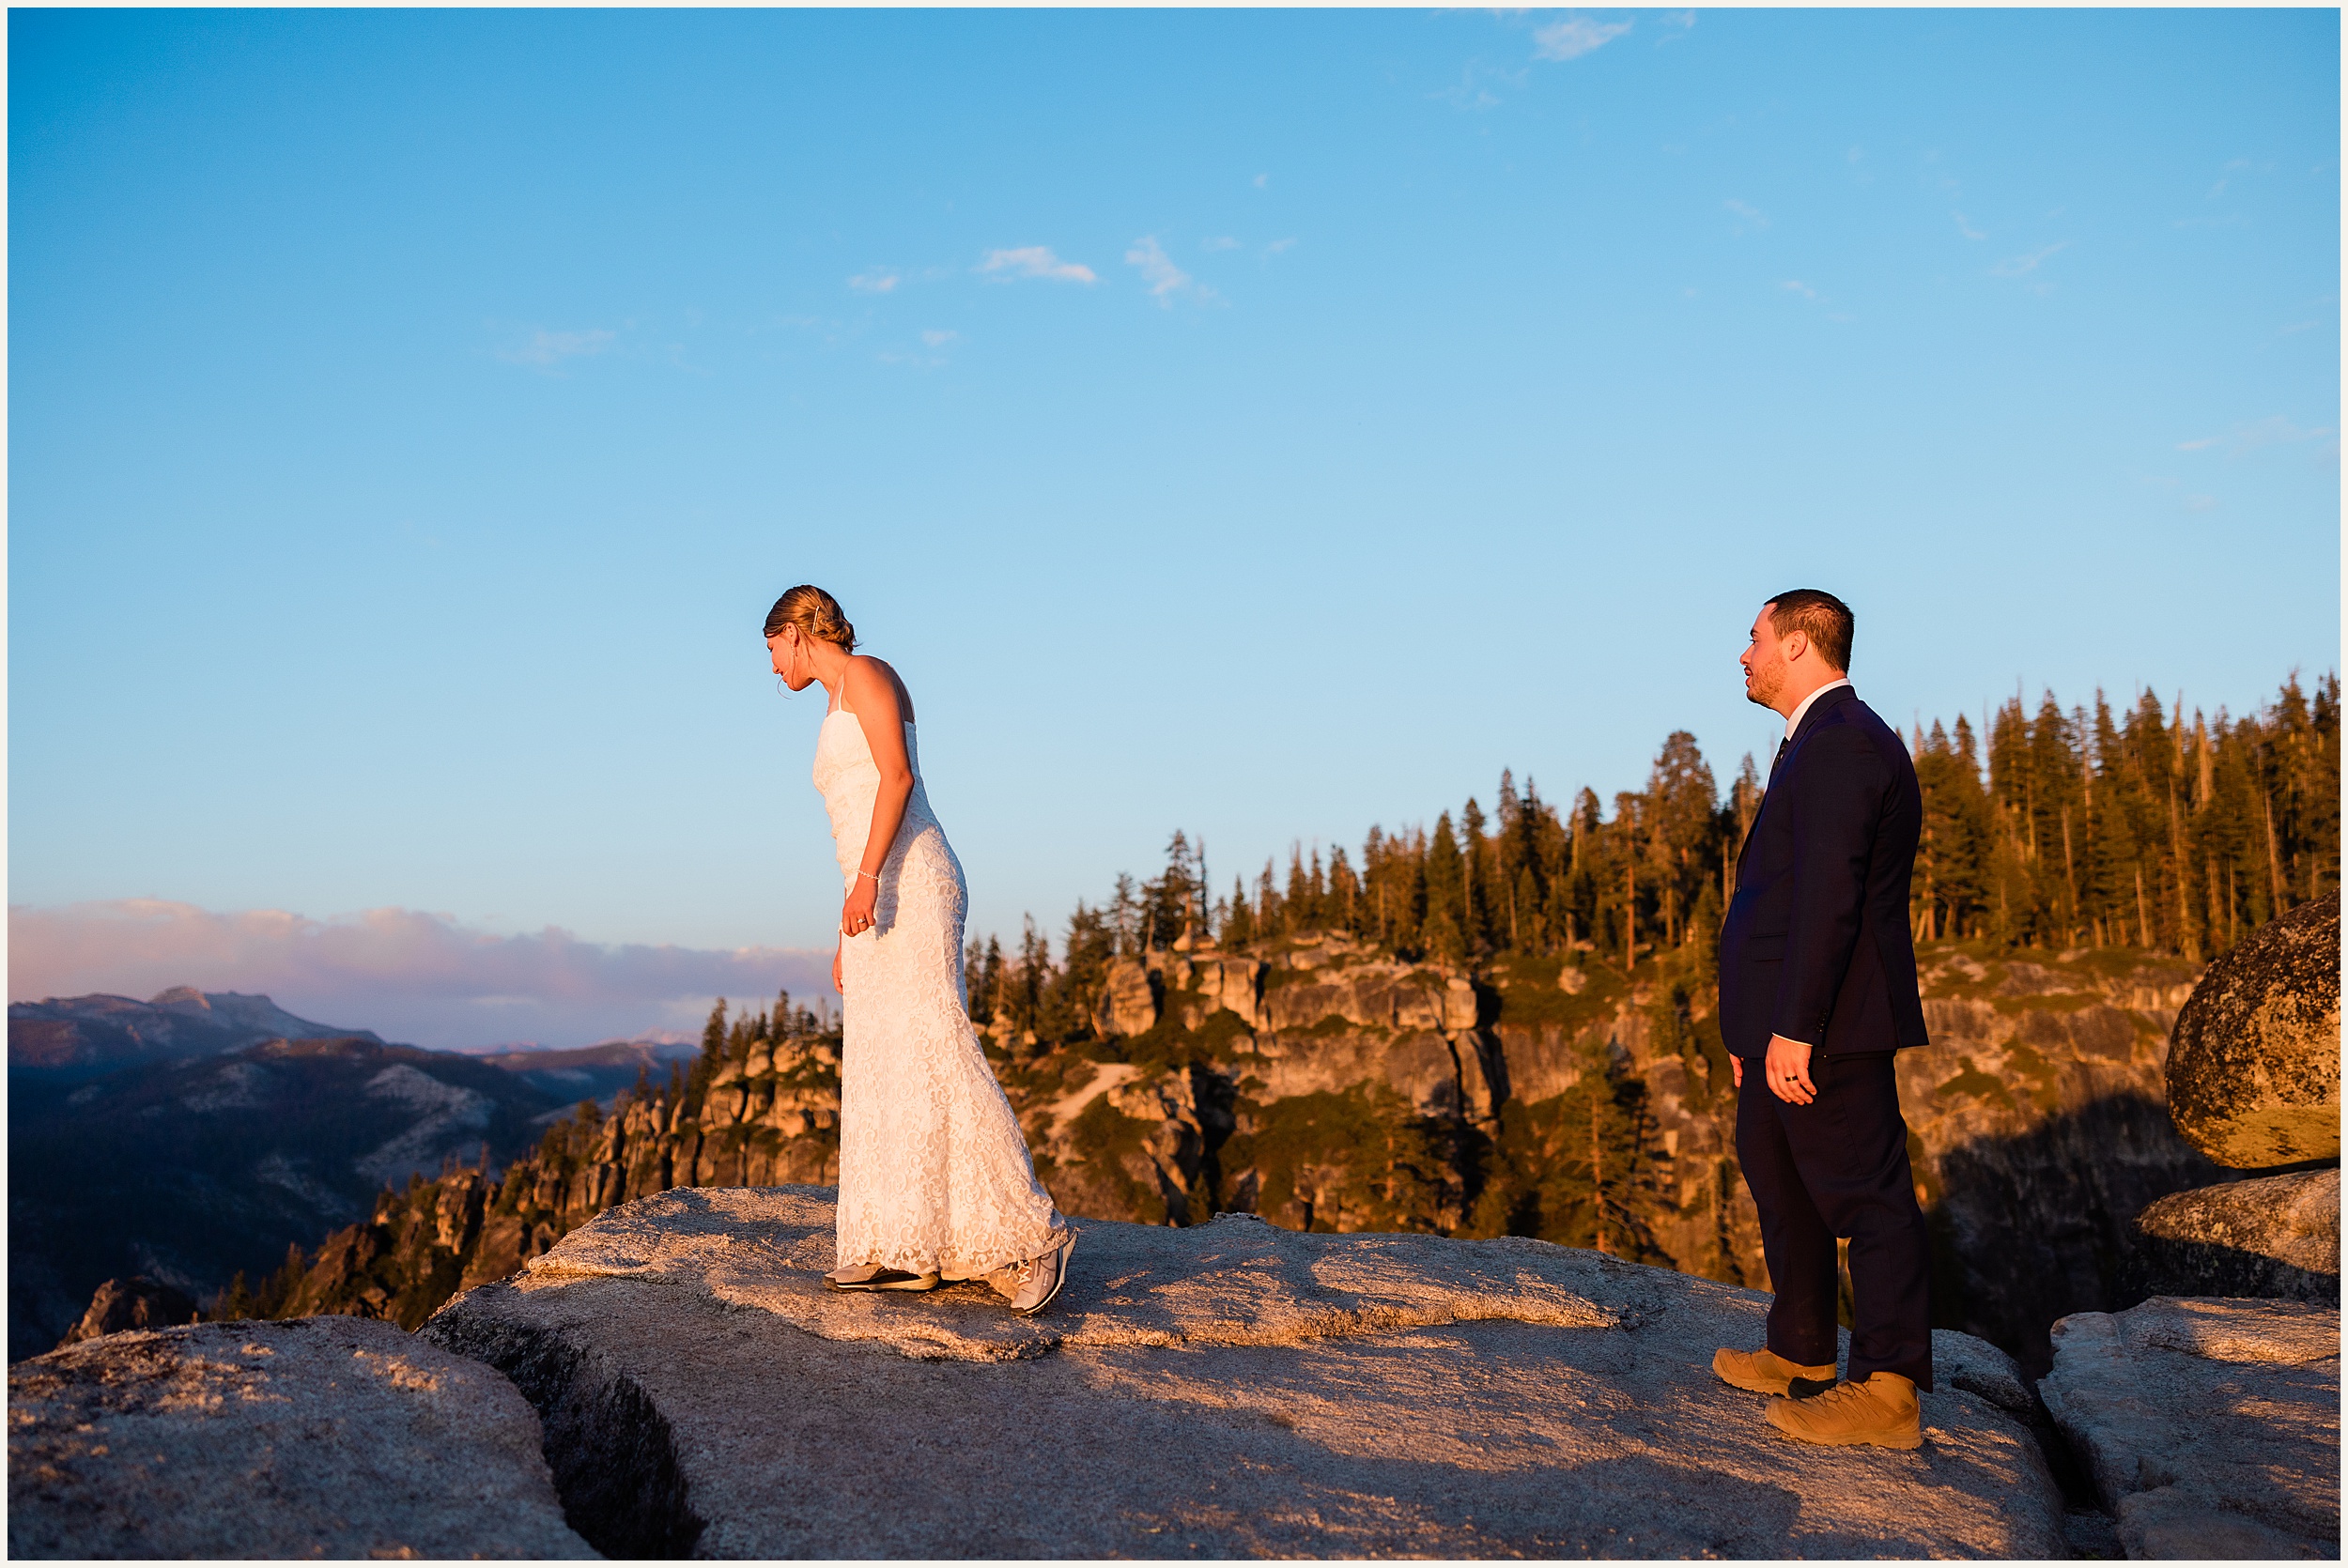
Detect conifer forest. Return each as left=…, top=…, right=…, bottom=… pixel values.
left=966, top=674, right=2340, bottom=1038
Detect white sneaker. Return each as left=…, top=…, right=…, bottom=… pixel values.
left=1004, top=1233, right=1076, bottom=1316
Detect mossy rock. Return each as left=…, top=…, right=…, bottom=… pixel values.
left=2167, top=897, right=2341, bottom=1167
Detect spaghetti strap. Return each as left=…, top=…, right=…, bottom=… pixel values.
left=832, top=658, right=852, bottom=717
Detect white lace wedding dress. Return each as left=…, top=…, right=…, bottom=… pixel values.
left=813, top=684, right=1067, bottom=1279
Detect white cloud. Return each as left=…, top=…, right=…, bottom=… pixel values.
left=977, top=246, right=1098, bottom=284
left=1723, top=199, right=1769, bottom=232
left=496, top=327, right=615, bottom=369
left=1202, top=236, right=1242, bottom=252
left=920, top=329, right=958, bottom=347
left=2238, top=414, right=2333, bottom=451
left=848, top=270, right=900, bottom=294
left=1124, top=237, right=1218, bottom=307
left=1254, top=173, right=1269, bottom=189
left=2178, top=415, right=2339, bottom=458
left=7, top=899, right=832, bottom=1053
left=1534, top=16, right=1633, bottom=61
left=1781, top=280, right=1818, bottom=300
left=1990, top=241, right=2068, bottom=277
left=1954, top=212, right=1986, bottom=240
left=1435, top=61, right=1524, bottom=111
left=1266, top=237, right=1298, bottom=255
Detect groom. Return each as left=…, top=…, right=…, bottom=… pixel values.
left=1714, top=589, right=1933, bottom=1450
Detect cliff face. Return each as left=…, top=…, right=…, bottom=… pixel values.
left=1000, top=935, right=2215, bottom=1374
left=240, top=936, right=2217, bottom=1376
left=1896, top=951, right=2223, bottom=1371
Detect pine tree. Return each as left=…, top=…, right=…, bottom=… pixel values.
left=1222, top=876, right=1256, bottom=947
left=1425, top=813, right=1466, bottom=961
left=1460, top=798, right=1494, bottom=955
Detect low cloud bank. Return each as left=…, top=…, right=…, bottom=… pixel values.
left=8, top=899, right=834, bottom=1053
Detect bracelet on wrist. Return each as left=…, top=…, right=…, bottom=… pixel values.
left=857, top=869, right=880, bottom=883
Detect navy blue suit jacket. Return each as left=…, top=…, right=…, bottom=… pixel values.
left=1719, top=685, right=1929, bottom=1059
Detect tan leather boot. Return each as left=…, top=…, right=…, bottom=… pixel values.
left=1766, top=1372, right=1922, bottom=1450
left=1712, top=1345, right=1839, bottom=1397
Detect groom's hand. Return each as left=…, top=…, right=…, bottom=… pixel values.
left=1764, top=1035, right=1817, bottom=1104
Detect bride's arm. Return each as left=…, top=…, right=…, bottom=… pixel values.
left=840, top=658, right=915, bottom=935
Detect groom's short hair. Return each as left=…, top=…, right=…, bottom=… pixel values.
left=1765, top=589, right=1854, bottom=672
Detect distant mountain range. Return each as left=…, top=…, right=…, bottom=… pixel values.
left=6, top=990, right=700, bottom=1360
left=8, top=987, right=384, bottom=1074
left=471, top=1039, right=703, bottom=1106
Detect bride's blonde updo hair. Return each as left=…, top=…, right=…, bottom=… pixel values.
left=763, top=585, right=857, bottom=652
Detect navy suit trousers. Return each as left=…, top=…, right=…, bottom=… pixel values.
left=1735, top=1051, right=1934, bottom=1389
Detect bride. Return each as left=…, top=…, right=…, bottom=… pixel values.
left=765, top=585, right=1075, bottom=1314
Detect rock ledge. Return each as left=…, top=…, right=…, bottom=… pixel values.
left=8, top=1314, right=593, bottom=1560
left=426, top=1184, right=2065, bottom=1559
left=2041, top=1296, right=2340, bottom=1560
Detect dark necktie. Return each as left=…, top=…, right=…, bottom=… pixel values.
left=1771, top=737, right=1790, bottom=780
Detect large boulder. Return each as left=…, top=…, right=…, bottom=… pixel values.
left=8, top=1315, right=594, bottom=1560
left=2167, top=898, right=2340, bottom=1167
left=1094, top=957, right=1160, bottom=1038
left=54, top=1276, right=199, bottom=1348
left=423, top=1184, right=2066, bottom=1559
left=2040, top=1297, right=2340, bottom=1560
left=2127, top=1168, right=2340, bottom=1302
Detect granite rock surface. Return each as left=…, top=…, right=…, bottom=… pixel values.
left=8, top=1314, right=595, bottom=1560
left=2126, top=1167, right=2340, bottom=1302
left=2040, top=1296, right=2340, bottom=1560
left=424, top=1184, right=2066, bottom=1559
left=2165, top=897, right=2340, bottom=1168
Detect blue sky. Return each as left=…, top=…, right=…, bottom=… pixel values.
left=9, top=9, right=2339, bottom=1045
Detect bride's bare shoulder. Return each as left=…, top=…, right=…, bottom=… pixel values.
left=849, top=654, right=917, bottom=724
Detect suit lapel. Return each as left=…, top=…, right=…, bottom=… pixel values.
left=1737, top=686, right=1859, bottom=878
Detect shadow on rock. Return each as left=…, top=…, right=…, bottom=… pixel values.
left=1926, top=1091, right=2223, bottom=1376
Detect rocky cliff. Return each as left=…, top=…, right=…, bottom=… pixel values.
left=226, top=935, right=2218, bottom=1377
left=8, top=1315, right=591, bottom=1559
left=21, top=1189, right=2332, bottom=1559
left=419, top=1186, right=2069, bottom=1558
left=1005, top=933, right=2221, bottom=1372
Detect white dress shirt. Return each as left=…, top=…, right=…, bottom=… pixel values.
left=1784, top=677, right=1853, bottom=741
